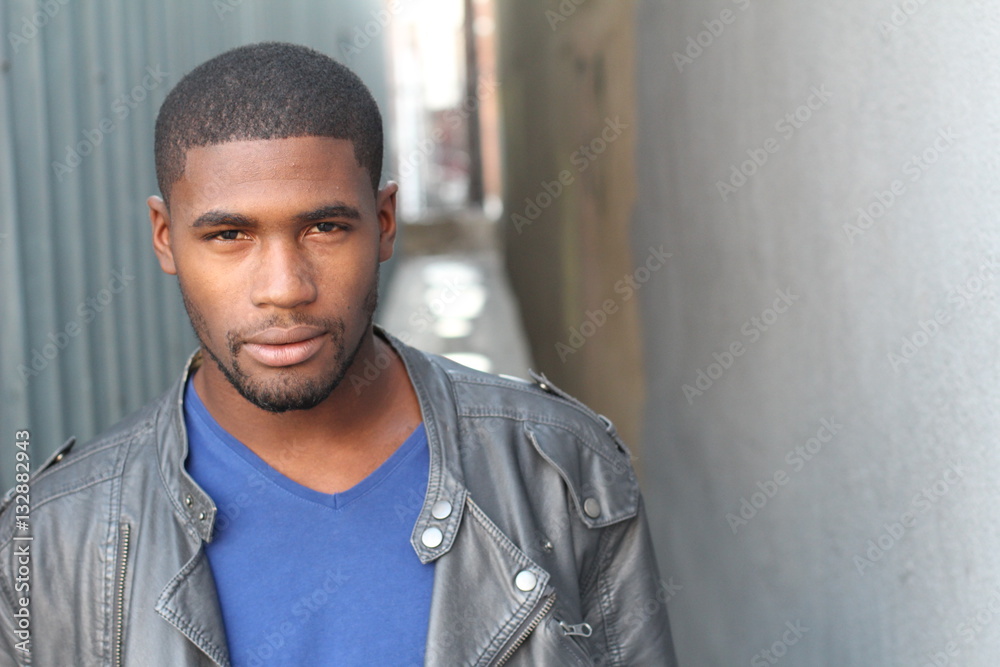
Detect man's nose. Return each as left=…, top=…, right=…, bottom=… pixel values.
left=250, top=241, right=318, bottom=309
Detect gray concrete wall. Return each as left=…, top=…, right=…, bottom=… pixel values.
left=634, top=1, right=1000, bottom=665
left=499, top=0, right=1000, bottom=664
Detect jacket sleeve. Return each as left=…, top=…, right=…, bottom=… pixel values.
left=581, top=494, right=678, bottom=666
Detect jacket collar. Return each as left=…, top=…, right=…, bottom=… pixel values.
left=153, top=326, right=468, bottom=559
left=381, top=327, right=469, bottom=563
left=156, top=349, right=217, bottom=542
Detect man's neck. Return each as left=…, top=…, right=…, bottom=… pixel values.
left=190, top=328, right=423, bottom=494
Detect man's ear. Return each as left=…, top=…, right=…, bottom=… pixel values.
left=376, top=182, right=399, bottom=263
left=148, top=196, right=177, bottom=275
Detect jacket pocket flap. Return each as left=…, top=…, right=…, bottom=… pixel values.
left=524, top=422, right=638, bottom=528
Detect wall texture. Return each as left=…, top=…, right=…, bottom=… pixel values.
left=0, top=0, right=391, bottom=492
left=497, top=0, right=645, bottom=448
left=635, top=1, right=1000, bottom=664
left=500, top=0, right=1000, bottom=665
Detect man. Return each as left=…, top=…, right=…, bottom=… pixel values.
left=0, top=43, right=675, bottom=666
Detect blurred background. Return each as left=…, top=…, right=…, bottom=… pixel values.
left=2, top=0, right=1000, bottom=664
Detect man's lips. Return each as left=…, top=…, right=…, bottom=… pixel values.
left=241, top=327, right=327, bottom=367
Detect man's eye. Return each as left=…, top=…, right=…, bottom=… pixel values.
left=314, top=222, right=341, bottom=233
left=213, top=230, right=245, bottom=241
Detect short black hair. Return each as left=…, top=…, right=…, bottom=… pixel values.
left=154, top=42, right=383, bottom=205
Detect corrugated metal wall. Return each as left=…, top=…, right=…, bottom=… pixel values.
left=0, top=0, right=391, bottom=491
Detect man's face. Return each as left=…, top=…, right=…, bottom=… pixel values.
left=148, top=136, right=396, bottom=412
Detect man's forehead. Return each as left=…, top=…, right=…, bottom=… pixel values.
left=170, top=136, right=374, bottom=220
left=169, top=136, right=370, bottom=212
left=179, top=136, right=360, bottom=181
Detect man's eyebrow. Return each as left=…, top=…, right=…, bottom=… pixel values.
left=190, top=204, right=361, bottom=229
left=295, top=204, right=362, bottom=222
left=191, top=210, right=258, bottom=228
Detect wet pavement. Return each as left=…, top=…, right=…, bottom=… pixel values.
left=378, top=217, right=533, bottom=378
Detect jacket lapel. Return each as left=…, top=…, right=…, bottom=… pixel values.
left=384, top=330, right=554, bottom=665
left=424, top=498, right=552, bottom=666
left=155, top=547, right=232, bottom=667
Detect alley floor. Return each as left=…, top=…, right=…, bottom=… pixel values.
left=377, top=215, right=534, bottom=379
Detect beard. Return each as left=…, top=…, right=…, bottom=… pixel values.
left=180, top=269, right=379, bottom=413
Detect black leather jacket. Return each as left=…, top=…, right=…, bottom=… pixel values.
left=0, top=330, right=676, bottom=666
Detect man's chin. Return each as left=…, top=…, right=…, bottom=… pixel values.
left=232, top=375, right=340, bottom=413
left=201, top=346, right=339, bottom=413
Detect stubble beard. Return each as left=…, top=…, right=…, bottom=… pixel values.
left=180, top=271, right=380, bottom=413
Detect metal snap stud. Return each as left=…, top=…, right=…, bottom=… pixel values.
left=431, top=500, right=453, bottom=520
left=515, top=569, right=537, bottom=592
left=421, top=526, right=444, bottom=548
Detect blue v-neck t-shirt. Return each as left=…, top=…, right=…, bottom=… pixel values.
left=183, top=378, right=435, bottom=667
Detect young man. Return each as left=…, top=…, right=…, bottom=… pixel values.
left=0, top=43, right=675, bottom=666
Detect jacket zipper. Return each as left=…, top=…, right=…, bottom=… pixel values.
left=492, top=592, right=556, bottom=666
left=113, top=522, right=131, bottom=667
